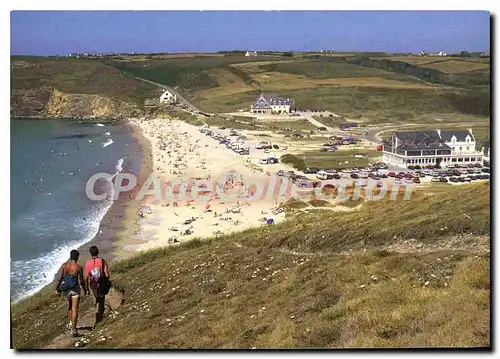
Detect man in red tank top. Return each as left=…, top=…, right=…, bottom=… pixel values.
left=84, top=246, right=110, bottom=328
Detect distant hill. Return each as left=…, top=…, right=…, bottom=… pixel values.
left=10, top=57, right=159, bottom=119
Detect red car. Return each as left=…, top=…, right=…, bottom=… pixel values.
left=387, top=172, right=396, bottom=177
left=413, top=177, right=421, bottom=184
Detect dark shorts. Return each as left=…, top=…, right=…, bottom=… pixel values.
left=66, top=287, right=81, bottom=299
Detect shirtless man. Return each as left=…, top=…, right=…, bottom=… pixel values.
left=55, top=249, right=89, bottom=337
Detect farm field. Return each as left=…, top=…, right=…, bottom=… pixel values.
left=417, top=60, right=490, bottom=73
left=106, top=53, right=490, bottom=123
left=282, top=149, right=381, bottom=170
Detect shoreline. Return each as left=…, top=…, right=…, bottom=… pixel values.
left=74, top=118, right=154, bottom=264
left=11, top=117, right=152, bottom=304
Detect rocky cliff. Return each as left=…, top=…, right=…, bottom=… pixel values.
left=11, top=87, right=143, bottom=119
left=11, top=58, right=158, bottom=119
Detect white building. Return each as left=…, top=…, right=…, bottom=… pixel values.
left=250, top=93, right=295, bottom=114
left=245, top=51, right=258, bottom=57
left=482, top=144, right=490, bottom=163
left=382, top=129, right=484, bottom=168
left=160, top=89, right=178, bottom=104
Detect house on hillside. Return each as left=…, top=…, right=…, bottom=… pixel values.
left=250, top=93, right=295, bottom=114
left=160, top=89, right=178, bottom=104
left=382, top=129, right=483, bottom=168
left=245, top=51, right=258, bottom=57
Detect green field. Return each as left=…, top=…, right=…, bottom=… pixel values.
left=105, top=54, right=489, bottom=122
left=11, top=54, right=490, bottom=123
left=282, top=149, right=381, bottom=170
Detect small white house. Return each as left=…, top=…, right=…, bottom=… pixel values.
left=160, top=89, right=178, bottom=104
left=245, top=51, right=258, bottom=57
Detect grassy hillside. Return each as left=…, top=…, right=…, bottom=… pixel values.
left=12, top=183, right=490, bottom=349
left=11, top=57, right=159, bottom=116
left=107, top=55, right=490, bottom=122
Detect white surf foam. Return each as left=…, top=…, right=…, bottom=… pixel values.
left=115, top=157, right=125, bottom=173
left=102, top=139, right=114, bottom=148
left=11, top=199, right=113, bottom=303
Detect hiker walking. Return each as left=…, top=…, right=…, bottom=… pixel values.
left=55, top=249, right=89, bottom=337
left=85, top=246, right=111, bottom=328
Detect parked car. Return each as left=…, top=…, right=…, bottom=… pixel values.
left=387, top=172, right=396, bottom=177
left=431, top=177, right=441, bottom=183
left=276, top=170, right=285, bottom=176
left=439, top=178, right=448, bottom=183
left=412, top=177, right=421, bottom=184
left=350, top=173, right=359, bottom=179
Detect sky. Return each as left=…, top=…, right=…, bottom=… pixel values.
left=10, top=11, right=490, bottom=55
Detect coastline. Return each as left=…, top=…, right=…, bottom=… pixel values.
left=110, top=119, right=154, bottom=259
left=11, top=117, right=152, bottom=303
left=75, top=118, right=154, bottom=264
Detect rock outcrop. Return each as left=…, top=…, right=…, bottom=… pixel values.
left=11, top=87, right=143, bottom=119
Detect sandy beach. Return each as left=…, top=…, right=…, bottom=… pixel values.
left=114, top=118, right=289, bottom=254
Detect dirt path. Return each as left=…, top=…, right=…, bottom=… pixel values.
left=43, top=288, right=124, bottom=349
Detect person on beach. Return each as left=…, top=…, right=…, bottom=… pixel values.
left=85, top=246, right=111, bottom=328
left=55, top=249, right=89, bottom=337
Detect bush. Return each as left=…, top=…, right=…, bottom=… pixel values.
left=280, top=154, right=306, bottom=171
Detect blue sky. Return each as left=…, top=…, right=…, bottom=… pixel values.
left=10, top=11, right=490, bottom=55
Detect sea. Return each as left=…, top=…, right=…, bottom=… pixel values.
left=10, top=118, right=143, bottom=302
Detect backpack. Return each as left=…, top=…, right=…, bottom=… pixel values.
left=58, top=264, right=79, bottom=293
left=89, top=258, right=111, bottom=295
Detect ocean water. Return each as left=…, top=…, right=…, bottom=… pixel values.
left=10, top=118, right=142, bottom=302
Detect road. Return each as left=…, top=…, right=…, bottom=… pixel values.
left=133, top=76, right=205, bottom=114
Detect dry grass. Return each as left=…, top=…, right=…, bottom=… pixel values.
left=11, top=183, right=490, bottom=349
left=376, top=57, right=452, bottom=65
left=208, top=68, right=251, bottom=94
left=418, top=60, right=490, bottom=74
left=250, top=72, right=436, bottom=91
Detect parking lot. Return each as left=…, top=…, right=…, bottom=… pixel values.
left=276, top=162, right=490, bottom=189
